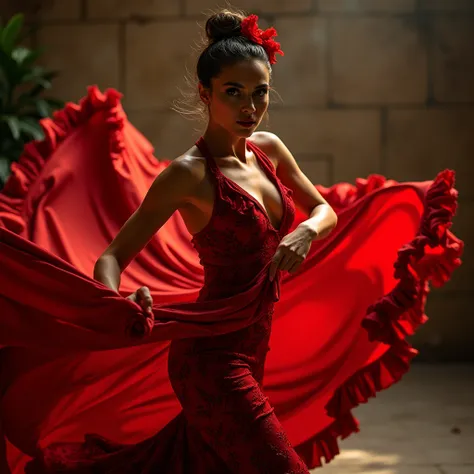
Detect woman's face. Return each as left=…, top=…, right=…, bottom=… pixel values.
left=200, top=59, right=270, bottom=137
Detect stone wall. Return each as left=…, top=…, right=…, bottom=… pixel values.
left=1, top=0, right=473, bottom=360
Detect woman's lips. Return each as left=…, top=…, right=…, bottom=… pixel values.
left=237, top=120, right=256, bottom=128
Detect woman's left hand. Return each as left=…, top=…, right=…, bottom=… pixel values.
left=269, top=224, right=315, bottom=281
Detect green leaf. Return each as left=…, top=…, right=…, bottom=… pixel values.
left=44, top=97, right=64, bottom=109
left=12, top=46, right=41, bottom=66
left=0, top=66, right=9, bottom=105
left=11, top=46, right=29, bottom=63
left=18, top=81, right=50, bottom=100
left=21, top=65, right=46, bottom=81
left=24, top=47, right=43, bottom=65
left=19, top=117, right=44, bottom=140
left=2, top=115, right=21, bottom=139
left=0, top=155, right=12, bottom=186
left=36, top=98, right=51, bottom=117
left=1, top=14, right=24, bottom=54
left=0, top=49, right=22, bottom=85
left=21, top=68, right=58, bottom=87
left=34, top=77, right=52, bottom=89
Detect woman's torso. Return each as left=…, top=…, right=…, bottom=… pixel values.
left=178, top=133, right=283, bottom=236
left=168, top=133, right=296, bottom=371
left=178, top=133, right=296, bottom=301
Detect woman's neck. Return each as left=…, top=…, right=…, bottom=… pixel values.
left=202, top=124, right=249, bottom=163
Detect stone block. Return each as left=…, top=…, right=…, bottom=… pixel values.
left=125, top=20, right=198, bottom=109
left=399, top=415, right=471, bottom=439
left=263, top=109, right=380, bottom=183
left=423, top=430, right=474, bottom=463
left=0, top=0, right=21, bottom=18
left=432, top=17, right=474, bottom=103
left=126, top=109, right=203, bottom=159
left=38, top=0, right=81, bottom=20
left=294, top=154, right=333, bottom=186
left=87, top=0, right=179, bottom=19
left=0, top=0, right=81, bottom=20
left=413, top=293, right=474, bottom=361
left=419, top=0, right=474, bottom=11
left=436, top=199, right=474, bottom=293
left=185, top=0, right=312, bottom=15
left=331, top=17, right=427, bottom=104
left=272, top=17, right=327, bottom=106
left=326, top=437, right=433, bottom=465
left=38, top=24, right=120, bottom=102
left=439, top=467, right=474, bottom=474
left=311, top=461, right=440, bottom=474
left=386, top=109, right=474, bottom=198
left=312, top=364, right=474, bottom=470
left=318, top=0, right=415, bottom=13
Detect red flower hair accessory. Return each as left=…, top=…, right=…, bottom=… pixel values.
left=240, top=14, right=284, bottom=64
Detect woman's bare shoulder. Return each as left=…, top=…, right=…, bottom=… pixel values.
left=249, top=131, right=280, bottom=150
left=249, top=131, right=281, bottom=167
left=168, top=145, right=207, bottom=182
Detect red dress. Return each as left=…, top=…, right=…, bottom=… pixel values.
left=0, top=87, right=463, bottom=474
left=23, top=134, right=310, bottom=473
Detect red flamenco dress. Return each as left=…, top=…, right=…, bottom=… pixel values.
left=0, top=87, right=463, bottom=473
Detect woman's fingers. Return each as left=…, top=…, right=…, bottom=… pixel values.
left=288, top=259, right=302, bottom=274
left=126, top=292, right=137, bottom=303
left=278, top=252, right=293, bottom=272
left=269, top=248, right=284, bottom=281
left=137, top=286, right=153, bottom=314
left=270, top=248, right=305, bottom=279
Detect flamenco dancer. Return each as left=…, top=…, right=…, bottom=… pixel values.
left=0, top=8, right=463, bottom=474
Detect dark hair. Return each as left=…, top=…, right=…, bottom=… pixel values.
left=197, top=10, right=271, bottom=88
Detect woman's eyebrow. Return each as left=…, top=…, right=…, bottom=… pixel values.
left=223, top=81, right=269, bottom=89
left=223, top=81, right=244, bottom=88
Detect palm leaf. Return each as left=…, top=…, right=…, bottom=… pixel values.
left=1, top=14, right=24, bottom=54
left=19, top=117, right=44, bottom=140
left=2, top=115, right=21, bottom=139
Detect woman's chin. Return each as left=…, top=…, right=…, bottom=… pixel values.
left=234, top=125, right=257, bottom=137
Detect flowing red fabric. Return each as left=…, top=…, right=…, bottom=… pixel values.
left=0, top=87, right=463, bottom=473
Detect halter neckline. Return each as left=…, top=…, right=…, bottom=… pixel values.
left=195, top=136, right=286, bottom=233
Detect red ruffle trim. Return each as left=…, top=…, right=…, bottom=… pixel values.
left=296, top=169, right=463, bottom=468
left=362, top=170, right=462, bottom=345
left=0, top=86, right=158, bottom=339
left=295, top=412, right=360, bottom=468
left=0, top=86, right=126, bottom=236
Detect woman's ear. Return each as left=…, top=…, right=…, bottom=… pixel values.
left=198, top=83, right=210, bottom=105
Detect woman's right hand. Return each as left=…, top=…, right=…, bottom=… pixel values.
left=126, top=286, right=153, bottom=315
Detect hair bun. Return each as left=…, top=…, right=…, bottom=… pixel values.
left=205, top=10, right=244, bottom=43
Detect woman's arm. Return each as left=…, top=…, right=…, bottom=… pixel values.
left=94, top=157, right=202, bottom=292
left=253, top=132, right=338, bottom=280
left=254, top=131, right=338, bottom=239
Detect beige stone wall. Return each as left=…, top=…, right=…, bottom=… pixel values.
left=1, top=0, right=473, bottom=360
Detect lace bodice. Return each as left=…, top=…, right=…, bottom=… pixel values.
left=191, top=137, right=296, bottom=301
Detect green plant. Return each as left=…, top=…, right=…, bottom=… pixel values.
left=0, top=13, right=63, bottom=186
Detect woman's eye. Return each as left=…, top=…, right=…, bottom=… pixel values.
left=255, top=89, right=269, bottom=97
left=226, top=88, right=240, bottom=96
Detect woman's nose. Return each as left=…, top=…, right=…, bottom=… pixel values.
left=242, top=100, right=256, bottom=113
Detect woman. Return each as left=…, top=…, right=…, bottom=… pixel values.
left=22, top=10, right=335, bottom=474
left=0, top=8, right=462, bottom=474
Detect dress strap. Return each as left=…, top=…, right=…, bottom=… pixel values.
left=195, top=137, right=219, bottom=174
left=195, top=136, right=225, bottom=201
left=246, top=141, right=277, bottom=177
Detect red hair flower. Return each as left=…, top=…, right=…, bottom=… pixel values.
left=241, top=14, right=284, bottom=64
